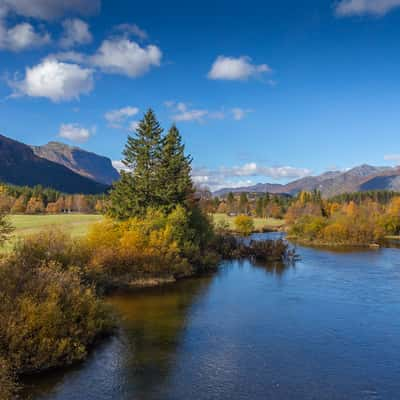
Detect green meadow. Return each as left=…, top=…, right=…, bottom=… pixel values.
left=3, top=214, right=103, bottom=252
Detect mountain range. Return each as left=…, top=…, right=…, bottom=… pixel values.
left=0, top=134, right=119, bottom=194
left=214, top=165, right=400, bottom=198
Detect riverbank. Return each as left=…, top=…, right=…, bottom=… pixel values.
left=287, top=235, right=383, bottom=249
left=212, top=213, right=285, bottom=233
left=21, top=237, right=400, bottom=400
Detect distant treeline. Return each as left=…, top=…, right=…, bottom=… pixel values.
left=330, top=190, right=400, bottom=205
left=198, top=190, right=292, bottom=218
left=285, top=190, right=400, bottom=246
left=0, top=183, right=107, bottom=214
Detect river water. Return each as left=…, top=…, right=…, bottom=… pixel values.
left=23, top=233, right=400, bottom=400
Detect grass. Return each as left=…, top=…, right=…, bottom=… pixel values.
left=212, top=213, right=285, bottom=232
left=2, top=214, right=103, bottom=252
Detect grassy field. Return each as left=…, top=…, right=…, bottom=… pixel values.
left=1, top=213, right=284, bottom=253
left=3, top=214, right=103, bottom=252
left=212, top=213, right=285, bottom=232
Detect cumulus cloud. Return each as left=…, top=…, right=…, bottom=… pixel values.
left=11, top=58, right=94, bottom=102
left=105, top=106, right=139, bottom=128
left=60, top=18, right=92, bottom=48
left=208, top=56, right=271, bottom=81
left=58, top=123, right=94, bottom=143
left=0, top=21, right=50, bottom=51
left=192, top=163, right=312, bottom=191
left=115, top=23, right=148, bottom=40
left=90, top=38, right=162, bottom=77
left=0, top=0, right=100, bottom=20
left=335, top=0, right=400, bottom=16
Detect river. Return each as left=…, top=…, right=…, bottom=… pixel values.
left=23, top=233, right=400, bottom=400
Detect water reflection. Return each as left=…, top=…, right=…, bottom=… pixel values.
left=22, top=234, right=400, bottom=400
left=107, top=277, right=213, bottom=397
left=22, top=275, right=214, bottom=400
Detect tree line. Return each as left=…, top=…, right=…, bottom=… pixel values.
left=285, top=190, right=400, bottom=245
left=0, top=184, right=107, bottom=214
left=199, top=191, right=291, bottom=219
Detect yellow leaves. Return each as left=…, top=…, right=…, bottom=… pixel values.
left=344, top=201, right=358, bottom=217
left=388, top=197, right=400, bottom=217
left=85, top=207, right=192, bottom=277
left=234, top=215, right=255, bottom=236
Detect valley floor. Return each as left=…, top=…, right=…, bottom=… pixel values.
left=3, top=214, right=103, bottom=252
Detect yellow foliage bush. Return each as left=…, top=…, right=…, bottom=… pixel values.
left=234, top=215, right=255, bottom=236
left=85, top=207, right=202, bottom=285
left=0, top=357, right=16, bottom=400
left=0, top=257, right=113, bottom=375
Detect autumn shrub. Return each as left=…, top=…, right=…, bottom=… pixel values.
left=234, top=215, right=255, bottom=236
left=0, top=357, right=17, bottom=400
left=13, top=228, right=90, bottom=270
left=85, top=206, right=217, bottom=287
left=0, top=256, right=113, bottom=375
left=287, top=200, right=389, bottom=246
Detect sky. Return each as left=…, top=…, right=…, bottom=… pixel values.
left=1, top=0, right=400, bottom=190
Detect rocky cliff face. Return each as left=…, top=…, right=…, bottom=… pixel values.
left=31, top=142, right=119, bottom=185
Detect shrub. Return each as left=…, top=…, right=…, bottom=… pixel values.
left=0, top=357, right=17, bottom=400
left=85, top=206, right=216, bottom=287
left=234, top=215, right=255, bottom=236
left=0, top=256, right=113, bottom=374
left=13, top=229, right=90, bottom=270
left=0, top=213, right=13, bottom=246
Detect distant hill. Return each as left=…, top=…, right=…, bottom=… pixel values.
left=214, top=165, right=398, bottom=198
left=0, top=134, right=108, bottom=194
left=31, top=141, right=119, bottom=185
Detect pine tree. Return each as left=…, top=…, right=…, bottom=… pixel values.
left=158, top=125, right=193, bottom=212
left=108, top=109, right=163, bottom=219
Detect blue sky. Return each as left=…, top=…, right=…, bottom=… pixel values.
left=1, top=0, right=400, bottom=190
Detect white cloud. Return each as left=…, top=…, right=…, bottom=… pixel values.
left=105, top=106, right=139, bottom=128
left=115, top=23, right=148, bottom=40
left=128, top=120, right=140, bottom=132
left=60, top=18, right=92, bottom=48
left=192, top=163, right=312, bottom=191
left=0, top=0, right=100, bottom=20
left=166, top=101, right=225, bottom=123
left=11, top=58, right=94, bottom=102
left=231, top=107, right=252, bottom=120
left=90, top=38, right=162, bottom=77
left=384, top=154, right=400, bottom=164
left=335, top=0, right=400, bottom=16
left=58, top=123, right=94, bottom=143
left=208, top=55, right=271, bottom=81
left=0, top=21, right=50, bottom=51
left=112, top=160, right=131, bottom=173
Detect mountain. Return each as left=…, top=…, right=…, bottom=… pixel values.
left=31, top=142, right=119, bottom=185
left=214, top=165, right=398, bottom=198
left=0, top=134, right=108, bottom=194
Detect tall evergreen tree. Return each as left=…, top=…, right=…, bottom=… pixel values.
left=157, top=125, right=193, bottom=212
left=108, top=109, right=163, bottom=219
